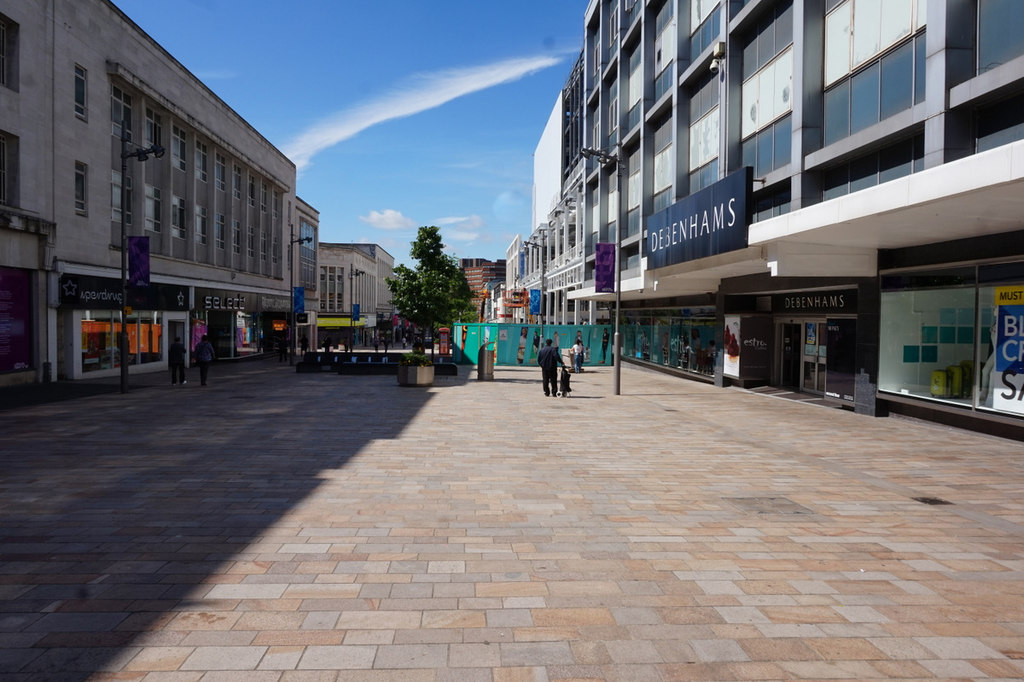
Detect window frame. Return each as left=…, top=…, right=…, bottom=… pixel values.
left=74, top=162, right=87, bottom=215
left=171, top=125, right=186, bottom=172
left=171, top=194, right=186, bottom=239
left=194, top=141, right=208, bottom=183
left=145, top=184, right=161, bottom=232
left=74, top=64, right=87, bottom=120
left=194, top=204, right=207, bottom=245
left=111, top=85, right=132, bottom=140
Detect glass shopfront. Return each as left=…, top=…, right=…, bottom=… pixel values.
left=879, top=261, right=1024, bottom=419
left=81, top=310, right=163, bottom=372
left=194, top=288, right=289, bottom=359
left=621, top=307, right=718, bottom=376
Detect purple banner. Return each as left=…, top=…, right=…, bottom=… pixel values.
left=128, top=236, right=150, bottom=288
left=595, top=243, right=615, bottom=293
left=0, top=267, right=32, bottom=372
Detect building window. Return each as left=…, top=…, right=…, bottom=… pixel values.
left=232, top=219, right=241, bottom=254
left=215, top=212, right=225, bottom=249
left=690, top=1, right=721, bottom=61
left=195, top=205, right=207, bottom=244
left=823, top=34, right=924, bottom=146
left=215, top=153, right=226, bottom=191
left=111, top=169, right=133, bottom=225
left=111, top=85, right=132, bottom=139
left=247, top=225, right=255, bottom=257
left=688, top=73, right=719, bottom=189
left=74, top=162, right=87, bottom=215
left=979, top=0, right=1024, bottom=74
left=260, top=229, right=267, bottom=262
left=652, top=118, right=674, bottom=212
left=145, top=184, right=161, bottom=232
left=0, top=17, right=7, bottom=88
left=74, top=65, right=87, bottom=120
left=0, top=133, right=7, bottom=206
left=232, top=165, right=242, bottom=200
left=877, top=262, right=1024, bottom=420
left=273, top=190, right=281, bottom=221
left=248, top=175, right=256, bottom=207
left=145, top=108, right=162, bottom=146
left=171, top=125, right=186, bottom=172
left=194, top=141, right=207, bottom=182
left=654, top=1, right=676, bottom=101
left=171, top=195, right=186, bottom=239
left=821, top=134, right=923, bottom=200
left=260, top=182, right=267, bottom=212
left=740, top=0, right=794, bottom=173
left=824, top=0, right=925, bottom=85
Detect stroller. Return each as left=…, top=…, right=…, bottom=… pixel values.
left=558, top=366, right=572, bottom=397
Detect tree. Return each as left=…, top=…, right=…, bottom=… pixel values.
left=387, top=227, right=475, bottom=349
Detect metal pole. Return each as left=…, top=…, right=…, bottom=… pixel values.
left=119, top=124, right=129, bottom=394
left=288, top=223, right=295, bottom=365
left=613, top=154, right=624, bottom=396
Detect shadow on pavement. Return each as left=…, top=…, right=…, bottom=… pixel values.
left=0, top=359, right=460, bottom=679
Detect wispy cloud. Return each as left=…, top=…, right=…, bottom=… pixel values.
left=359, top=209, right=416, bottom=230
left=435, top=215, right=486, bottom=229
left=283, top=54, right=564, bottom=171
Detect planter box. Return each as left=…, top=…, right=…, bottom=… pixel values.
left=397, top=365, right=434, bottom=387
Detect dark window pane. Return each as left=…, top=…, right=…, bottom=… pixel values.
left=741, top=137, right=756, bottom=169
left=823, top=166, right=849, bottom=201
left=758, top=17, right=775, bottom=70
left=850, top=63, right=880, bottom=133
left=849, top=155, right=878, bottom=193
left=914, top=32, right=926, bottom=104
left=978, top=92, right=1024, bottom=152
left=742, top=34, right=758, bottom=80
left=880, top=41, right=913, bottom=120
left=776, top=1, right=794, bottom=53
left=773, top=115, right=792, bottom=169
left=879, top=139, right=912, bottom=184
left=756, top=128, right=774, bottom=176
left=824, top=82, right=850, bottom=145
left=979, top=0, right=1024, bottom=74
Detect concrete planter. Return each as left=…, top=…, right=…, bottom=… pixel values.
left=397, top=364, right=434, bottom=387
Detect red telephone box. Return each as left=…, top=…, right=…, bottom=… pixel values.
left=438, top=327, right=450, bottom=356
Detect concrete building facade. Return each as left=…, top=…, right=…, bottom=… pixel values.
left=532, top=0, right=1024, bottom=438
left=0, top=0, right=305, bottom=385
left=316, top=243, right=394, bottom=350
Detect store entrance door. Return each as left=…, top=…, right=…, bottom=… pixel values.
left=780, top=319, right=826, bottom=394
left=781, top=323, right=801, bottom=388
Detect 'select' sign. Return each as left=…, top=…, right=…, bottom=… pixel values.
left=646, top=167, right=751, bottom=269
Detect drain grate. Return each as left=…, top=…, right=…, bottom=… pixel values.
left=912, top=496, right=952, bottom=505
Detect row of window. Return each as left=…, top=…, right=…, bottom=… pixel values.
left=77, top=159, right=279, bottom=264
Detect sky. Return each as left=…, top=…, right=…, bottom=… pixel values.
left=111, top=0, right=589, bottom=266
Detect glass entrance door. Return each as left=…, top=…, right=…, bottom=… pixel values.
left=801, top=320, right=827, bottom=393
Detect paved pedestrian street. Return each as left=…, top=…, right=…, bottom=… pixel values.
left=2, top=359, right=1024, bottom=681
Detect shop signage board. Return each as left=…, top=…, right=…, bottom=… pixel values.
left=723, top=315, right=771, bottom=379
left=60, top=274, right=188, bottom=311
left=992, top=286, right=1024, bottom=414
left=646, top=167, right=751, bottom=269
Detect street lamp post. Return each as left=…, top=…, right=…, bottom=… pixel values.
left=349, top=267, right=365, bottom=357
left=581, top=145, right=626, bottom=396
left=119, top=120, right=164, bottom=394
left=288, top=224, right=312, bottom=366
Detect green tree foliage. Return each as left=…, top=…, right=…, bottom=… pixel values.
left=387, top=227, right=475, bottom=340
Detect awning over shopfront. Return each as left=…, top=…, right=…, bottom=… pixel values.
left=318, top=316, right=366, bottom=329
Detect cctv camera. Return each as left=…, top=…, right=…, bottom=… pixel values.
left=709, top=58, right=720, bottom=75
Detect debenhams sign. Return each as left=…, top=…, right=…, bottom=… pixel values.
left=646, top=167, right=751, bottom=269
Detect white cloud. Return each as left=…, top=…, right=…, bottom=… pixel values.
left=435, top=215, right=486, bottom=229
left=359, top=209, right=416, bottom=230
left=283, top=54, right=564, bottom=171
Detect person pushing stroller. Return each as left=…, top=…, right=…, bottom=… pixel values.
left=537, top=338, right=566, bottom=397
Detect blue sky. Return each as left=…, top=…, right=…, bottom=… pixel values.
left=111, top=0, right=588, bottom=266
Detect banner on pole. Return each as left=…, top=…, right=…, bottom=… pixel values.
left=595, top=243, right=615, bottom=293
left=127, top=236, right=150, bottom=288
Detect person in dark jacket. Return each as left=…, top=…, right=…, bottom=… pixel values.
left=537, top=338, right=565, bottom=397
left=194, top=335, right=215, bottom=386
left=169, top=337, right=187, bottom=385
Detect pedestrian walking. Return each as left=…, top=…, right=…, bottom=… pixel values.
left=277, top=336, right=287, bottom=362
left=300, top=335, right=309, bottom=354
left=194, top=334, right=215, bottom=386
left=537, top=338, right=564, bottom=397
left=169, top=336, right=187, bottom=385
left=573, top=338, right=585, bottom=374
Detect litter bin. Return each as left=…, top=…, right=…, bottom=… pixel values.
left=477, top=343, right=494, bottom=381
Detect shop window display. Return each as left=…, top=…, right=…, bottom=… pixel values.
left=81, top=310, right=163, bottom=372
left=879, top=262, right=1024, bottom=419
left=621, top=310, right=717, bottom=375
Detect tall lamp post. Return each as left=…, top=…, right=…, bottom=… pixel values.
left=581, top=145, right=625, bottom=396
left=348, top=267, right=365, bottom=356
left=288, top=224, right=312, bottom=365
left=119, top=120, right=164, bottom=394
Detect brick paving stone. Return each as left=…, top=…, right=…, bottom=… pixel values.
left=2, top=360, right=1024, bottom=679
